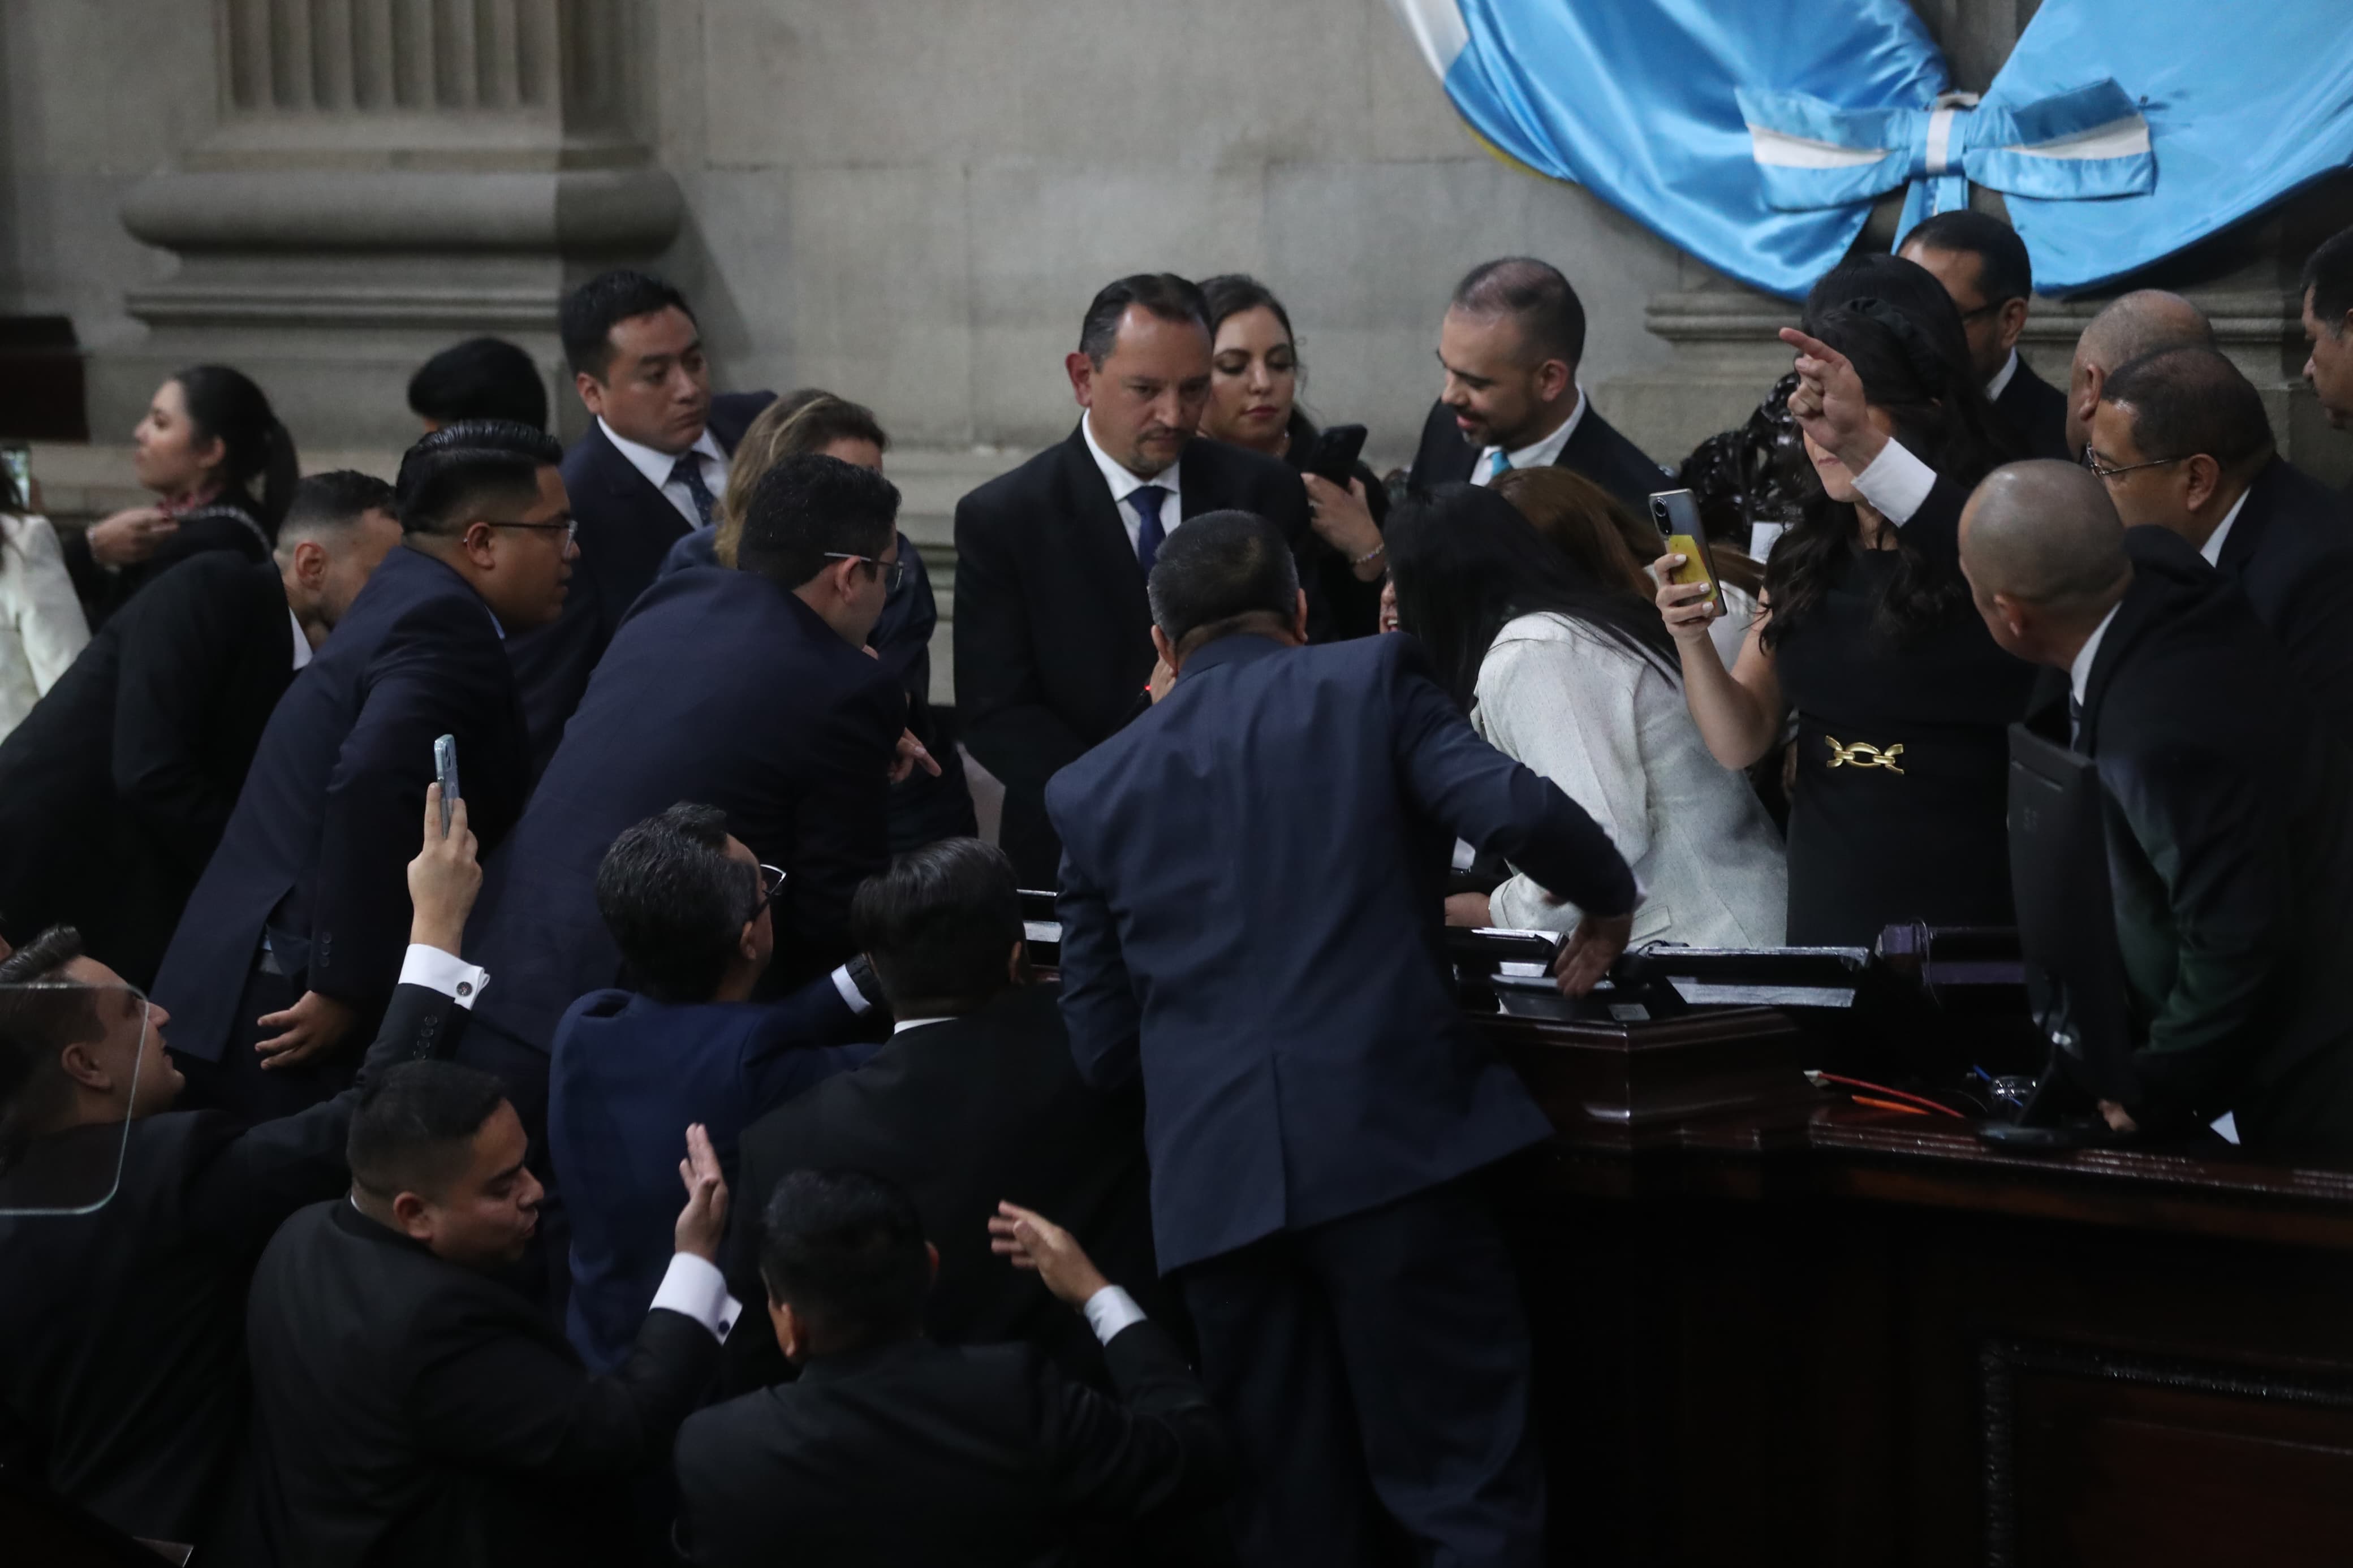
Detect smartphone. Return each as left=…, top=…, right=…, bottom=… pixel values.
left=0, top=444, right=28, bottom=509
left=1649, top=489, right=1721, bottom=606
left=433, top=734, right=460, bottom=836
left=1300, top=424, right=1369, bottom=486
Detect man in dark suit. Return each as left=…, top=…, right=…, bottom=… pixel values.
left=2300, top=224, right=2353, bottom=431
left=153, top=421, right=569, bottom=1122
left=2062, top=288, right=2212, bottom=459
left=953, top=273, right=1314, bottom=887
left=677, top=1170, right=1231, bottom=1567
left=1900, top=209, right=2070, bottom=461
left=2088, top=346, right=2353, bottom=714
left=1045, top=512, right=1639, bottom=1566
left=507, top=270, right=773, bottom=767
left=0, top=472, right=403, bottom=985
left=244, top=1061, right=732, bottom=1568
left=552, top=803, right=876, bottom=1373
left=726, top=836, right=1157, bottom=1393
left=1961, top=462, right=2353, bottom=1160
left=408, top=335, right=550, bottom=433
left=0, top=788, right=482, bottom=1558
left=1403, top=257, right=1669, bottom=510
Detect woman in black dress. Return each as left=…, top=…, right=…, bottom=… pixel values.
left=1196, top=274, right=1390, bottom=638
left=1654, top=267, right=2030, bottom=947
left=63, top=364, right=298, bottom=630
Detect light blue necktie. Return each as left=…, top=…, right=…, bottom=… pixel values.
left=1487, top=449, right=1512, bottom=481
left=1132, top=485, right=1169, bottom=577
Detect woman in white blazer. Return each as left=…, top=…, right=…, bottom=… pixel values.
left=0, top=471, right=89, bottom=741
left=1387, top=481, right=1786, bottom=949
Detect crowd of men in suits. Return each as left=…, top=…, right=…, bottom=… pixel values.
left=0, top=202, right=2351, bottom=1568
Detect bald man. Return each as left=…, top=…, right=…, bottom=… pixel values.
left=2063, top=290, right=2213, bottom=458
left=2089, top=345, right=2353, bottom=718
left=1959, top=461, right=2353, bottom=1163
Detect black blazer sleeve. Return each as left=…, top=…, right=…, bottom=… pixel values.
left=1042, top=1319, right=1234, bottom=1518
left=952, top=491, right=1100, bottom=801
left=1894, top=470, right=1972, bottom=568
left=185, top=980, right=465, bottom=1252
left=1386, top=644, right=1639, bottom=919
left=111, top=565, right=275, bottom=882
left=58, top=525, right=119, bottom=630
left=779, top=662, right=904, bottom=974
left=406, top=1302, right=721, bottom=1478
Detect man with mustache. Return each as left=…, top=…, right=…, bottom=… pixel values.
left=953, top=273, right=1313, bottom=887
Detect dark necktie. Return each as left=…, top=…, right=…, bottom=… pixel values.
left=670, top=453, right=718, bottom=530
left=1132, top=485, right=1169, bottom=577
left=2068, top=693, right=2084, bottom=747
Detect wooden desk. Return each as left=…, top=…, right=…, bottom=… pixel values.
left=1482, top=1006, right=2353, bottom=1567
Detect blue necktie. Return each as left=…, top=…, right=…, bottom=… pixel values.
left=670, top=453, right=718, bottom=530
left=1487, top=448, right=1512, bottom=481
left=1132, top=485, right=1169, bottom=577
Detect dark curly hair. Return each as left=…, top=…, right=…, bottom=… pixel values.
left=1761, top=283, right=2020, bottom=650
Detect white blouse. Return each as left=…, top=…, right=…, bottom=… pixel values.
left=0, top=513, right=89, bottom=741
left=1473, top=611, right=1786, bottom=948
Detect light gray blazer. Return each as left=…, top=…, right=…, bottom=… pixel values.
left=1474, top=612, right=1786, bottom=948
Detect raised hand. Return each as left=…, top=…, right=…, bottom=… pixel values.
left=1778, top=326, right=1886, bottom=474
left=988, top=1200, right=1109, bottom=1308
left=674, top=1124, right=730, bottom=1263
left=408, top=782, right=482, bottom=954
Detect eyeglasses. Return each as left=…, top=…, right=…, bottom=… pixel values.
left=2079, top=448, right=2186, bottom=482
left=751, top=863, right=786, bottom=921
left=482, top=518, right=579, bottom=545
left=822, top=551, right=905, bottom=591
left=1953, top=299, right=2009, bottom=323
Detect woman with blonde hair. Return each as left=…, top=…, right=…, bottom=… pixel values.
left=660, top=389, right=975, bottom=848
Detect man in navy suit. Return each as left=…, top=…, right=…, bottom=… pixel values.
left=1901, top=210, right=2072, bottom=461
left=1403, top=257, right=1670, bottom=511
left=154, top=422, right=570, bottom=1121
left=507, top=270, right=774, bottom=767
left=550, top=803, right=875, bottom=1375
left=1047, top=511, right=1639, bottom=1567
left=459, top=454, right=911, bottom=1168
left=2088, top=345, right=2353, bottom=720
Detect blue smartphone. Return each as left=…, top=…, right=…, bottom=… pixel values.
left=433, top=734, right=460, bottom=836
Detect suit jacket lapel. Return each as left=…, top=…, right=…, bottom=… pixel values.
left=2216, top=460, right=2278, bottom=576
left=1055, top=428, right=1151, bottom=616
left=2078, top=577, right=2164, bottom=754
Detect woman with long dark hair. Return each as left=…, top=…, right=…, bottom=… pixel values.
left=1654, top=269, right=2032, bottom=947
left=1196, top=274, right=1390, bottom=637
left=1391, top=482, right=1785, bottom=946
left=63, top=364, right=299, bottom=629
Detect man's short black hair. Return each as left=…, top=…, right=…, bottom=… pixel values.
left=407, top=337, right=550, bottom=431
left=0, top=927, right=98, bottom=1171
left=2302, top=224, right=2353, bottom=335
left=851, top=839, right=1022, bottom=1010
left=347, top=1060, right=508, bottom=1202
left=1451, top=257, right=1587, bottom=369
left=560, top=270, right=696, bottom=381
left=278, top=470, right=398, bottom=550
left=596, top=804, right=761, bottom=1005
left=394, top=420, right=564, bottom=538
left=757, top=1169, right=930, bottom=1346
left=1903, top=210, right=2033, bottom=306
left=1078, top=274, right=1210, bottom=367
left=735, top=453, right=900, bottom=589
left=1146, top=509, right=1299, bottom=652
left=2102, top=346, right=2275, bottom=470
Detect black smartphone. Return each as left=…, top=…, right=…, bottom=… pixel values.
left=433, top=734, right=460, bottom=836
left=1649, top=489, right=1721, bottom=606
left=1301, top=424, right=1368, bottom=486
left=0, top=444, right=29, bottom=508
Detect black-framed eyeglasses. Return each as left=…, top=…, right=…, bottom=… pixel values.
left=823, top=551, right=905, bottom=591
left=751, top=863, right=786, bottom=921
left=2080, top=448, right=2186, bottom=482
left=484, top=517, right=579, bottom=545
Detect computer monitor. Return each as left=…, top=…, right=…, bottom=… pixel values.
left=2006, top=723, right=2139, bottom=1117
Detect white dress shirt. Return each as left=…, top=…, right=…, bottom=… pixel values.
left=397, top=943, right=491, bottom=1006
left=1471, top=388, right=1585, bottom=486
left=648, top=1252, right=742, bottom=1343
left=1849, top=439, right=1940, bottom=526
left=893, top=1015, right=954, bottom=1035
left=2067, top=601, right=2124, bottom=745
left=1079, top=414, right=1183, bottom=558
left=288, top=608, right=313, bottom=672
left=1082, top=1285, right=1148, bottom=1344
left=599, top=417, right=729, bottom=532
left=1985, top=349, right=2020, bottom=403
left=2199, top=489, right=2250, bottom=567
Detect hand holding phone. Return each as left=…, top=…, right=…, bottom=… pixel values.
left=1649, top=490, right=1721, bottom=606
left=1300, top=424, right=1368, bottom=485
left=433, top=735, right=460, bottom=837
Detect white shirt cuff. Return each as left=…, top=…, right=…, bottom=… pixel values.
left=649, top=1252, right=741, bottom=1344
left=396, top=944, right=490, bottom=1008
left=1081, top=1284, right=1148, bottom=1345
left=830, top=964, right=871, bottom=1016
left=1850, top=438, right=1938, bottom=525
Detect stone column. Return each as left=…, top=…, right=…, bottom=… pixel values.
left=1601, top=2, right=2353, bottom=486
left=104, top=0, right=680, bottom=449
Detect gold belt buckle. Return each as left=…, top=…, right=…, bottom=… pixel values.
left=1824, top=736, right=1906, bottom=774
